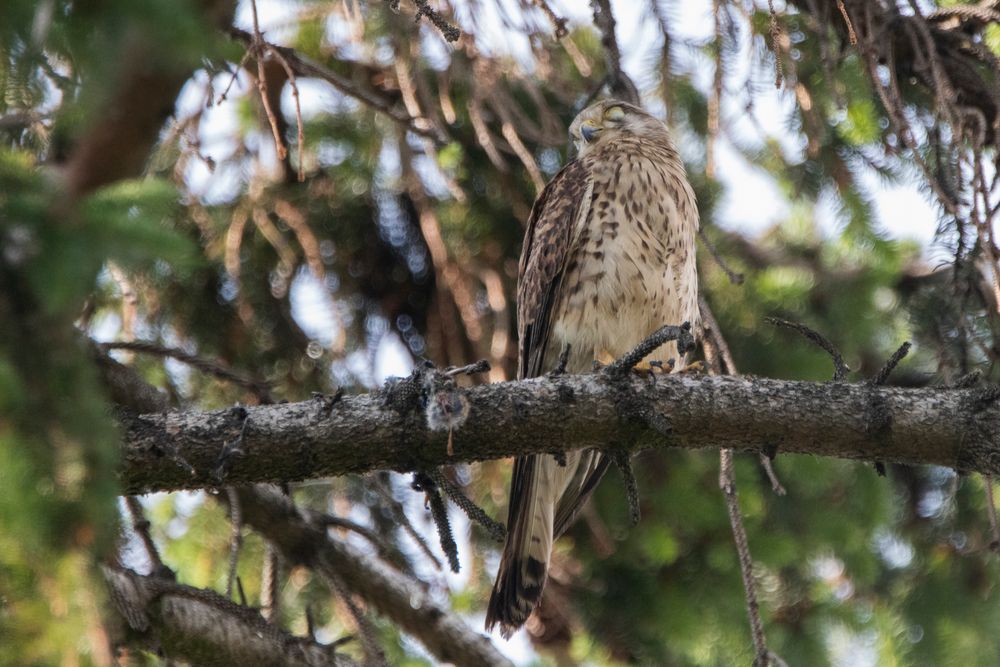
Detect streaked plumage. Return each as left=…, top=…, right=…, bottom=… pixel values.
left=486, top=100, right=700, bottom=637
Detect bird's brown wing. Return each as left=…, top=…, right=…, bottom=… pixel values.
left=516, top=158, right=591, bottom=380
left=487, top=158, right=607, bottom=636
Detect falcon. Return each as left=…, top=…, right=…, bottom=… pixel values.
left=485, top=100, right=700, bottom=637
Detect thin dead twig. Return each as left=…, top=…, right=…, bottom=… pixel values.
left=720, top=449, right=770, bottom=667
left=836, top=0, right=857, bottom=45
left=264, top=46, right=306, bottom=181
left=314, top=511, right=402, bottom=563
left=870, top=342, right=912, bottom=386
left=216, top=52, right=251, bottom=105
left=707, top=0, right=724, bottom=179
left=590, top=0, right=639, bottom=104
left=703, top=300, right=785, bottom=661
left=228, top=28, right=443, bottom=142
left=124, top=496, right=171, bottom=577
left=368, top=477, right=443, bottom=571
left=260, top=544, right=281, bottom=621
left=249, top=0, right=287, bottom=160
left=225, top=487, right=243, bottom=599
left=765, top=317, right=850, bottom=382
left=100, top=340, right=273, bottom=402
left=699, top=228, right=745, bottom=285
left=326, top=572, right=388, bottom=667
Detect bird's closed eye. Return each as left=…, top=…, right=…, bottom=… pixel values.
left=603, top=106, right=625, bottom=122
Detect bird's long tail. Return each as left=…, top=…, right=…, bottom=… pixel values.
left=486, top=450, right=608, bottom=637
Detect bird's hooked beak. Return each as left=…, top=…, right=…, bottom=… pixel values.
left=580, top=121, right=601, bottom=143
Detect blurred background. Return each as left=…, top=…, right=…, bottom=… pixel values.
left=1, top=0, right=999, bottom=664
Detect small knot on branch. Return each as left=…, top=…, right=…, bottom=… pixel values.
left=424, top=374, right=471, bottom=457
left=952, top=370, right=983, bottom=389
left=311, top=388, right=344, bottom=419
left=380, top=361, right=475, bottom=455
left=212, top=406, right=250, bottom=482
left=379, top=362, right=433, bottom=412
left=971, top=385, right=1000, bottom=411
left=549, top=344, right=571, bottom=376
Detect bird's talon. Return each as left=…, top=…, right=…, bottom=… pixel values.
left=631, top=359, right=671, bottom=378
left=592, top=349, right=616, bottom=372
left=679, top=360, right=704, bottom=374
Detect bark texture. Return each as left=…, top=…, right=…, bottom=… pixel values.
left=120, top=369, right=1000, bottom=494
left=103, top=566, right=356, bottom=666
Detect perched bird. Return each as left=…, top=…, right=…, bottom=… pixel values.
left=485, top=99, right=700, bottom=637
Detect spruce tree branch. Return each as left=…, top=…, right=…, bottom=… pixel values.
left=103, top=565, right=357, bottom=666
left=233, top=485, right=514, bottom=667
left=120, top=368, right=1000, bottom=493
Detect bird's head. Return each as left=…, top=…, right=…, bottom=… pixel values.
left=569, top=99, right=668, bottom=156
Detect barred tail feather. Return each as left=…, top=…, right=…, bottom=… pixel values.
left=486, top=453, right=552, bottom=637
left=485, top=553, right=548, bottom=638
left=486, top=451, right=609, bottom=637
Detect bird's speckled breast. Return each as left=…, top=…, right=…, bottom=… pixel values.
left=551, top=140, right=700, bottom=372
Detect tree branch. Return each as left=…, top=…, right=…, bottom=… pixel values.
left=233, top=485, right=514, bottom=667
left=97, top=341, right=505, bottom=666
left=103, top=566, right=356, bottom=666
left=227, top=28, right=444, bottom=142
left=121, top=371, right=1000, bottom=494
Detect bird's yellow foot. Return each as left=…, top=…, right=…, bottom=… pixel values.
left=677, top=360, right=704, bottom=374
left=594, top=349, right=676, bottom=378
left=591, top=349, right=616, bottom=371
left=632, top=358, right=674, bottom=381
left=641, top=359, right=675, bottom=374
